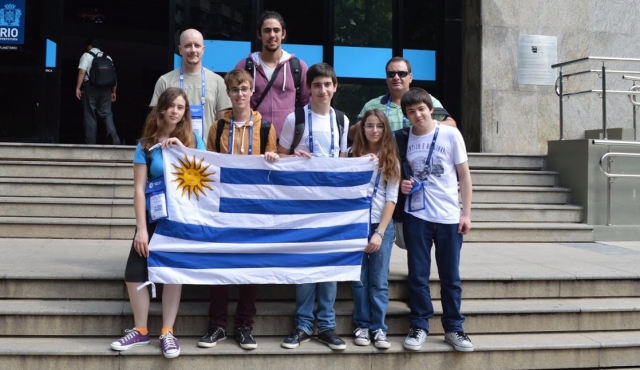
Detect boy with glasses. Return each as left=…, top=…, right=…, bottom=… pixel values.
left=199, top=69, right=278, bottom=350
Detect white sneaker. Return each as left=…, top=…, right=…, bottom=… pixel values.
left=403, top=327, right=427, bottom=350
left=353, top=327, right=371, bottom=346
left=444, top=331, right=474, bottom=352
left=371, top=329, right=390, bottom=349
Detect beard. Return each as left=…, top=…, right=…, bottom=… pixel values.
left=263, top=43, right=279, bottom=53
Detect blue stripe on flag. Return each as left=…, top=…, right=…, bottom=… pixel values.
left=154, top=219, right=369, bottom=244
left=219, top=198, right=368, bottom=214
left=220, top=168, right=372, bottom=187
left=148, top=250, right=364, bottom=269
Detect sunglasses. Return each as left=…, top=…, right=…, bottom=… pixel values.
left=386, top=71, right=410, bottom=78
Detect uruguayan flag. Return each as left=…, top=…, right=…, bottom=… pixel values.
left=147, top=145, right=375, bottom=285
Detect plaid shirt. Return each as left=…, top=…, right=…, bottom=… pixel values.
left=357, top=94, right=446, bottom=131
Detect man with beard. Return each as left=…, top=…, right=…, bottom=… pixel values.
left=150, top=29, right=231, bottom=142
left=235, top=10, right=310, bottom=138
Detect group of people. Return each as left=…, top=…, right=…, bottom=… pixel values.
left=106, top=10, right=474, bottom=359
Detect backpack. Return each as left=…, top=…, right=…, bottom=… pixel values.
left=245, top=57, right=302, bottom=109
left=215, top=119, right=272, bottom=155
left=392, top=127, right=412, bottom=223
left=86, top=51, right=117, bottom=87
left=290, top=107, right=345, bottom=155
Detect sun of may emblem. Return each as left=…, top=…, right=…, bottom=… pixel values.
left=171, top=154, right=215, bottom=200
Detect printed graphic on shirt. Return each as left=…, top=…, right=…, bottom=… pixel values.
left=307, top=132, right=334, bottom=157
left=410, top=156, right=445, bottom=180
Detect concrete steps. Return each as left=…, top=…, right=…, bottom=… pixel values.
left=0, top=333, right=638, bottom=370
left=466, top=223, right=593, bottom=242
left=2, top=240, right=639, bottom=369
left=2, top=297, right=639, bottom=337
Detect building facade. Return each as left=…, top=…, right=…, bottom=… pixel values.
left=0, top=0, right=463, bottom=145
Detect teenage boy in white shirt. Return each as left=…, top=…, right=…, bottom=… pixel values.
left=277, top=62, right=349, bottom=350
left=398, top=87, right=474, bottom=352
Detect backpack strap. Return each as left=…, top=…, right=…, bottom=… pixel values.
left=259, top=120, right=271, bottom=155
left=215, top=119, right=226, bottom=153
left=244, top=57, right=254, bottom=78
left=395, top=127, right=412, bottom=179
left=334, top=109, right=345, bottom=154
left=289, top=57, right=302, bottom=109
left=290, top=107, right=306, bottom=155
left=392, top=127, right=411, bottom=223
left=290, top=108, right=346, bottom=155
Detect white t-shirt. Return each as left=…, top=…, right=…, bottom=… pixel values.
left=260, top=59, right=277, bottom=81
left=279, top=105, right=349, bottom=158
left=368, top=168, right=400, bottom=224
left=78, top=48, right=112, bottom=82
left=404, top=123, right=468, bottom=224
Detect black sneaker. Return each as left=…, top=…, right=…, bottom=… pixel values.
left=317, top=329, right=346, bottom=350
left=281, top=328, right=311, bottom=349
left=235, top=327, right=258, bottom=350
left=197, top=325, right=227, bottom=348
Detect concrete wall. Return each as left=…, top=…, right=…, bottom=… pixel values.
left=464, top=0, right=640, bottom=154
left=547, top=139, right=640, bottom=227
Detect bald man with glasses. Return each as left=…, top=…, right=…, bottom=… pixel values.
left=348, top=57, right=456, bottom=141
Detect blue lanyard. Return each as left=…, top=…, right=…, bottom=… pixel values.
left=179, top=67, right=206, bottom=106
left=386, top=98, right=407, bottom=128
left=369, top=170, right=382, bottom=226
left=228, top=114, right=254, bottom=155
left=307, top=105, right=335, bottom=156
left=408, top=125, right=440, bottom=196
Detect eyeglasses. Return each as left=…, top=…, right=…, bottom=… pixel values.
left=364, top=124, right=385, bottom=131
left=228, top=86, right=251, bottom=95
left=386, top=71, right=410, bottom=78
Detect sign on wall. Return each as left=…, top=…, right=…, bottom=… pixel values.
left=0, top=0, right=25, bottom=47
left=517, top=35, right=557, bottom=85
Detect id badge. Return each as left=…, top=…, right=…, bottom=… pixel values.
left=146, top=178, right=168, bottom=223
left=409, top=186, right=426, bottom=212
left=190, top=104, right=204, bottom=139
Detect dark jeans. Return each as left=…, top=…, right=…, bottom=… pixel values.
left=404, top=213, right=465, bottom=333
left=82, top=83, right=117, bottom=144
left=208, top=284, right=258, bottom=330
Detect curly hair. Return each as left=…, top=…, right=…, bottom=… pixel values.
left=139, top=87, right=196, bottom=151
left=351, top=109, right=400, bottom=183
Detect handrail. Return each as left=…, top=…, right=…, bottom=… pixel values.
left=552, top=56, right=640, bottom=69
left=553, top=56, right=640, bottom=140
left=592, top=139, right=640, bottom=225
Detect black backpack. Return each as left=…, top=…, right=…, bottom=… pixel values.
left=392, top=127, right=412, bottom=223
left=290, top=107, right=345, bottom=155
left=87, top=51, right=117, bottom=87
left=215, top=119, right=272, bottom=155
left=245, top=57, right=302, bottom=109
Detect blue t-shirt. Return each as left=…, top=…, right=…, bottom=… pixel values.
left=133, top=135, right=206, bottom=180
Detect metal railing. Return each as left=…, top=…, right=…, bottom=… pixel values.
left=592, top=139, right=640, bottom=225
left=552, top=57, right=640, bottom=140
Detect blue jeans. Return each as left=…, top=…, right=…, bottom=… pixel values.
left=295, top=281, right=337, bottom=334
left=351, top=222, right=395, bottom=332
left=404, top=213, right=465, bottom=333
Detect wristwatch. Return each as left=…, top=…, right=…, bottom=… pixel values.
left=374, top=229, right=385, bottom=238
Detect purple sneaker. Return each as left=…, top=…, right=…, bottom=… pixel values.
left=110, top=328, right=150, bottom=351
left=159, top=332, right=181, bottom=358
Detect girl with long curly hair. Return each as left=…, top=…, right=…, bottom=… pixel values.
left=110, top=87, right=205, bottom=359
left=350, top=108, right=400, bottom=349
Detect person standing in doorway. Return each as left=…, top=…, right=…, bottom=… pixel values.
left=75, top=38, right=120, bottom=145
